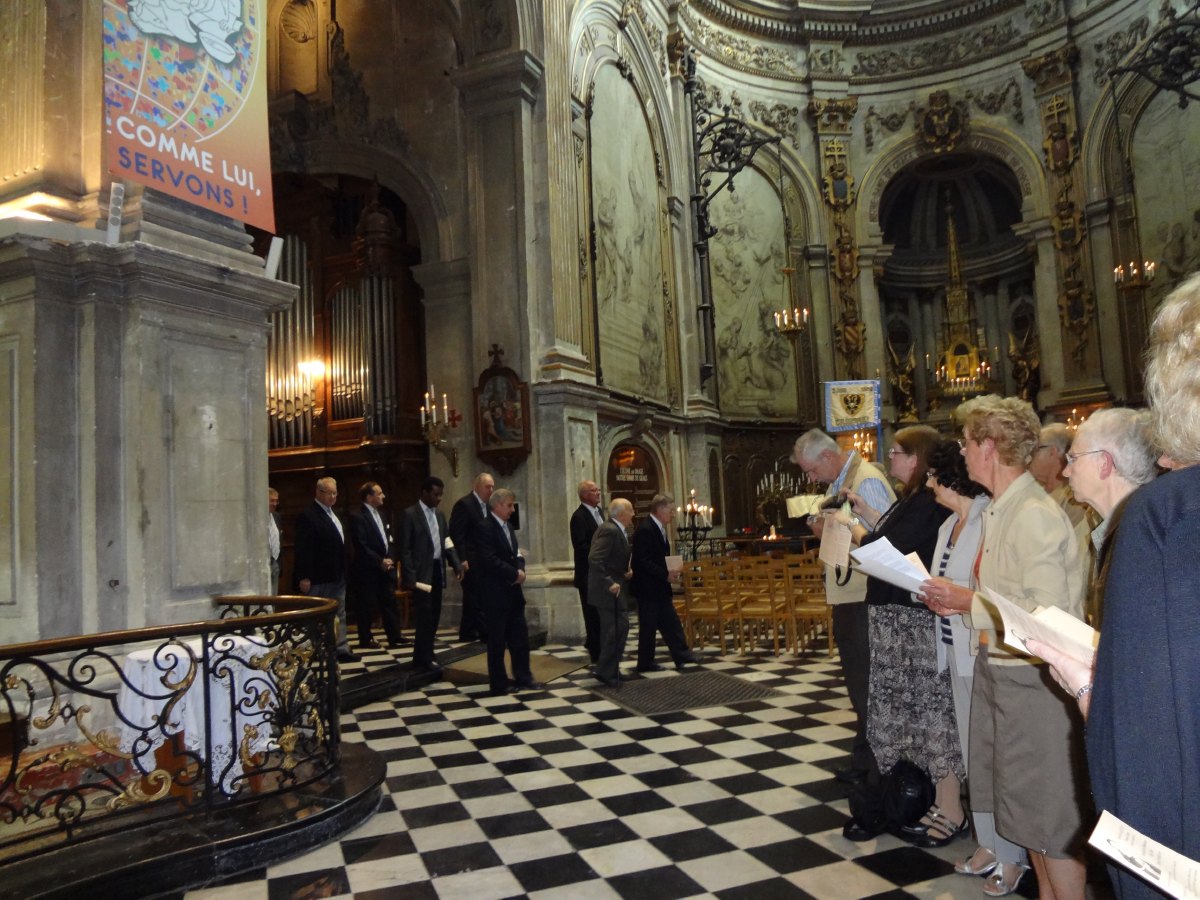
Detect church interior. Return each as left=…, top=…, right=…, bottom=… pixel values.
left=0, top=0, right=1195, bottom=896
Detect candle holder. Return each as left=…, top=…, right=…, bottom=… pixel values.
left=676, top=490, right=714, bottom=561
left=419, top=383, right=460, bottom=477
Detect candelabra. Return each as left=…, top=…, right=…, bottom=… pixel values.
left=756, top=463, right=802, bottom=529
left=851, top=429, right=876, bottom=461
left=419, top=383, right=459, bottom=477
left=676, top=489, right=714, bottom=561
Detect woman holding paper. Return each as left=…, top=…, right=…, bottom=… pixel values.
left=839, top=425, right=959, bottom=845
left=923, top=440, right=1031, bottom=892
left=920, top=396, right=1088, bottom=899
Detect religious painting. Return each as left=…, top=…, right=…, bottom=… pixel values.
left=473, top=346, right=531, bottom=476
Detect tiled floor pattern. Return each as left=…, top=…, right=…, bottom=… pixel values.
left=183, top=628, right=1045, bottom=900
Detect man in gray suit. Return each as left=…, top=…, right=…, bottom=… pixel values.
left=588, top=498, right=635, bottom=687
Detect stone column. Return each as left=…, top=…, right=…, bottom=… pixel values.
left=0, top=232, right=294, bottom=644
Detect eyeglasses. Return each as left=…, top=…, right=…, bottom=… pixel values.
left=1065, top=448, right=1108, bottom=465
left=887, top=447, right=911, bottom=458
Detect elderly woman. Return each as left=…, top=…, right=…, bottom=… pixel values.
left=840, top=426, right=956, bottom=844
left=922, top=440, right=1030, bottom=889
left=921, top=396, right=1088, bottom=899
left=1031, top=274, right=1200, bottom=899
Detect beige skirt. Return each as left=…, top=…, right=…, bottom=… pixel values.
left=968, top=655, right=1093, bottom=857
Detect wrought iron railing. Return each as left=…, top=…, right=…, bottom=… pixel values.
left=0, top=596, right=339, bottom=861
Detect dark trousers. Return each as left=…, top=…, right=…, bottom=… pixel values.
left=578, top=587, right=602, bottom=662
left=355, top=577, right=403, bottom=645
left=459, top=574, right=487, bottom=640
left=485, top=598, right=532, bottom=692
left=636, top=594, right=690, bottom=668
left=832, top=601, right=877, bottom=775
left=593, top=595, right=629, bottom=681
left=309, top=579, right=349, bottom=653
left=412, top=565, right=444, bottom=667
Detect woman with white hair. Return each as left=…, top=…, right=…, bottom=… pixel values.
left=1032, top=272, right=1200, bottom=899
left=920, top=395, right=1089, bottom=898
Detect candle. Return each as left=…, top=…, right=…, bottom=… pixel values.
left=442, top=393, right=448, bottom=420
left=774, top=311, right=782, bottom=328
left=420, top=405, right=426, bottom=426
left=803, top=307, right=809, bottom=324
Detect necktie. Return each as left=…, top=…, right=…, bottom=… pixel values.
left=425, top=505, right=440, bottom=559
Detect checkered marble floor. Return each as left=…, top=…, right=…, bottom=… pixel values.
left=182, top=629, right=1039, bottom=900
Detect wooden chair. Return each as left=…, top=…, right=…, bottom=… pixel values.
left=783, top=554, right=834, bottom=655
left=681, top=557, right=737, bottom=653
left=734, top=557, right=792, bottom=655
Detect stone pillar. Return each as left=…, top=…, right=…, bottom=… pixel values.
left=0, top=231, right=294, bottom=645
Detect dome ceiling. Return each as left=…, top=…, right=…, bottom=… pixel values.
left=688, top=0, right=1025, bottom=43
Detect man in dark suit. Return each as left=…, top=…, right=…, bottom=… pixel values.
left=448, top=472, right=494, bottom=641
left=348, top=482, right=406, bottom=650
left=294, top=476, right=354, bottom=662
left=588, top=498, right=635, bottom=687
left=570, top=479, right=604, bottom=663
left=399, top=476, right=464, bottom=676
left=475, top=488, right=541, bottom=696
left=268, top=487, right=282, bottom=595
left=630, top=493, right=698, bottom=672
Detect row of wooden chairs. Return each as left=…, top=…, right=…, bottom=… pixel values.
left=676, top=552, right=834, bottom=657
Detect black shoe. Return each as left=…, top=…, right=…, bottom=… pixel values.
left=359, top=639, right=381, bottom=649
left=675, top=657, right=700, bottom=671
left=903, top=808, right=970, bottom=848
left=488, top=685, right=511, bottom=697
left=387, top=639, right=409, bottom=648
left=413, top=661, right=443, bottom=676
left=835, top=767, right=869, bottom=784
left=596, top=675, right=620, bottom=688
left=458, top=631, right=479, bottom=642
left=637, top=663, right=666, bottom=673
left=336, top=651, right=360, bottom=663
left=514, top=680, right=545, bottom=691
left=842, top=816, right=883, bottom=842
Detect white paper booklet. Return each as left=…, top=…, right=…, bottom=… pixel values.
left=981, top=586, right=1098, bottom=662
left=818, top=518, right=852, bottom=569
left=849, top=538, right=931, bottom=594
left=1090, top=810, right=1200, bottom=899
left=785, top=494, right=825, bottom=518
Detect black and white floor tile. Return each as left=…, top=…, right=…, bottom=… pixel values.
left=184, top=628, right=1056, bottom=900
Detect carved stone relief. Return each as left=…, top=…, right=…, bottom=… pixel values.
left=1026, top=0, right=1063, bottom=29
left=916, top=90, right=968, bottom=155
left=967, top=77, right=1024, bottom=123
left=1092, top=17, right=1151, bottom=86
left=269, top=20, right=409, bottom=171
left=685, top=14, right=800, bottom=78
left=710, top=174, right=797, bottom=418
left=1130, top=90, right=1200, bottom=305
left=852, top=21, right=1020, bottom=77
left=475, top=0, right=511, bottom=53
left=589, top=66, right=670, bottom=403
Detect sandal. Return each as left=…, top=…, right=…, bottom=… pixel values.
left=982, top=863, right=1029, bottom=897
left=955, top=847, right=999, bottom=877
left=911, top=808, right=968, bottom=848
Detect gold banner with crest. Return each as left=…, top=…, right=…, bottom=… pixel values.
left=825, top=380, right=881, bottom=432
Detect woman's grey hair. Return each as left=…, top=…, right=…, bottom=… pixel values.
left=955, top=395, right=1040, bottom=468
left=1077, top=408, right=1158, bottom=486
left=1039, top=423, right=1072, bottom=456
left=1146, top=271, right=1200, bottom=465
